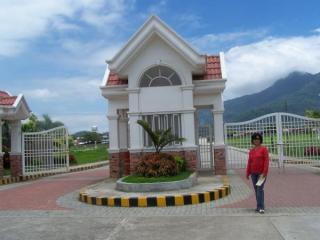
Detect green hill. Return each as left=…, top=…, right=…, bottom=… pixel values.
left=224, top=72, right=320, bottom=122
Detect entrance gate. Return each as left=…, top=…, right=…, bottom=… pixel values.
left=224, top=113, right=320, bottom=169
left=198, top=125, right=214, bottom=170
left=22, top=126, right=69, bottom=175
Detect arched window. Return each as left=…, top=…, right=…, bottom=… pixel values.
left=139, top=66, right=182, bottom=87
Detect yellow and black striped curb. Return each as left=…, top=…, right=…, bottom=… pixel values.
left=0, top=161, right=109, bottom=186
left=69, top=162, right=108, bottom=172
left=79, top=184, right=231, bottom=207
left=0, top=173, right=54, bottom=185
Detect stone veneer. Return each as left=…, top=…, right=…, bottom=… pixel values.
left=110, top=151, right=130, bottom=178
left=10, top=154, right=22, bottom=177
left=214, top=147, right=226, bottom=175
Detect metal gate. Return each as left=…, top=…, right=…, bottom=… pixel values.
left=224, top=113, right=320, bottom=169
left=197, top=125, right=214, bottom=170
left=22, top=126, right=69, bottom=175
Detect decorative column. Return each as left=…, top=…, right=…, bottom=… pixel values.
left=213, top=93, right=226, bottom=175
left=118, top=109, right=130, bottom=175
left=107, top=114, right=121, bottom=178
left=128, top=88, right=143, bottom=174
left=181, top=85, right=197, bottom=171
left=9, top=120, right=23, bottom=177
left=0, top=120, right=4, bottom=178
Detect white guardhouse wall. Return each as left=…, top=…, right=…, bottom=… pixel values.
left=122, top=35, right=197, bottom=149
left=107, top=98, right=129, bottom=152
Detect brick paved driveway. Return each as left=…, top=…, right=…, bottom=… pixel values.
left=0, top=168, right=108, bottom=210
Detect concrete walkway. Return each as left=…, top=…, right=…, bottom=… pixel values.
left=0, top=165, right=319, bottom=239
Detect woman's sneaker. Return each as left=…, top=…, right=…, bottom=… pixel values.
left=255, top=208, right=259, bottom=212
left=259, top=209, right=265, bottom=214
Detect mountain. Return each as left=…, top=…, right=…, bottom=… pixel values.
left=224, top=72, right=320, bottom=122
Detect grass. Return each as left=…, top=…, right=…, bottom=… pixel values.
left=122, top=171, right=192, bottom=183
left=70, top=144, right=109, bottom=165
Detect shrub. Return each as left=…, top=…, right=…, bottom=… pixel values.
left=304, top=146, right=320, bottom=156
left=69, top=154, right=77, bottom=165
left=135, top=153, right=178, bottom=177
left=174, top=155, right=186, bottom=172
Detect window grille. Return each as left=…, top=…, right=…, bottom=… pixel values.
left=142, top=113, right=182, bottom=147
left=139, top=66, right=181, bottom=87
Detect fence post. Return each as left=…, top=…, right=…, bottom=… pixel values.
left=276, top=113, right=284, bottom=169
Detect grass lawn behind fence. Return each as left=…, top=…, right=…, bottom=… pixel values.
left=70, top=144, right=109, bottom=165
left=122, top=171, right=192, bottom=183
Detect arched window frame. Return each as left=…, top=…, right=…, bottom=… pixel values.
left=139, top=65, right=182, bottom=87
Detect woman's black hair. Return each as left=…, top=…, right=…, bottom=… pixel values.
left=251, top=132, right=263, bottom=144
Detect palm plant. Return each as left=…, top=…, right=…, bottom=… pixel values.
left=137, top=119, right=186, bottom=154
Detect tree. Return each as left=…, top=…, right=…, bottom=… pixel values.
left=137, top=119, right=185, bottom=154
left=305, top=110, right=320, bottom=118
left=22, top=113, right=64, bottom=132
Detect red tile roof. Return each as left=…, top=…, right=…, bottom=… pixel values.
left=0, top=91, right=17, bottom=106
left=106, top=72, right=128, bottom=86
left=105, top=55, right=222, bottom=86
left=193, top=55, right=222, bottom=80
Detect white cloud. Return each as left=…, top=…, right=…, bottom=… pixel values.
left=22, top=76, right=102, bottom=103
left=191, top=29, right=268, bottom=53
left=0, top=0, right=130, bottom=57
left=24, top=88, right=59, bottom=100
left=314, top=28, right=320, bottom=34
left=52, top=113, right=108, bottom=133
left=224, top=35, right=320, bottom=99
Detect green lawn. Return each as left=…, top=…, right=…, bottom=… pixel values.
left=226, top=132, right=320, bottom=159
left=122, top=171, right=192, bottom=183
left=70, top=144, right=109, bottom=165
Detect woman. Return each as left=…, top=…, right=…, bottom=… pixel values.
left=246, top=132, right=269, bottom=214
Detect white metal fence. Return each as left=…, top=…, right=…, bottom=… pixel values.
left=22, top=126, right=69, bottom=175
left=197, top=125, right=214, bottom=170
left=224, top=113, right=320, bottom=169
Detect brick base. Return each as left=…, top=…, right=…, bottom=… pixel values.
left=214, top=147, right=226, bottom=175
left=10, top=154, right=22, bottom=177
left=0, top=154, right=3, bottom=179
left=109, top=151, right=130, bottom=178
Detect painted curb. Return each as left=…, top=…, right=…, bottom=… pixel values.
left=79, top=183, right=231, bottom=207
left=0, top=161, right=108, bottom=186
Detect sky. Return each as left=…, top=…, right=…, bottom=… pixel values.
left=1, top=0, right=320, bottom=133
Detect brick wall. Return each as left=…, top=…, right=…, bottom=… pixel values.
left=0, top=155, right=3, bottom=179
left=10, top=154, right=22, bottom=177
left=214, top=148, right=226, bottom=175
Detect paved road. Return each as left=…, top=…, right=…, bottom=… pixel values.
left=0, top=166, right=319, bottom=240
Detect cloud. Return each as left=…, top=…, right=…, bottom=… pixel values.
left=314, top=28, right=320, bottom=34
left=224, top=35, right=320, bottom=99
left=24, top=88, right=59, bottom=100
left=0, top=0, right=130, bottom=57
left=191, top=29, right=269, bottom=53
left=52, top=113, right=108, bottom=133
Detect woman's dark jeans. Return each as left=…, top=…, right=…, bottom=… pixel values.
left=251, top=173, right=266, bottom=210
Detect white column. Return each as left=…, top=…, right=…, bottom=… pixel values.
left=107, top=115, right=119, bottom=151
left=182, top=111, right=197, bottom=147
left=118, top=111, right=128, bottom=150
left=9, top=120, right=22, bottom=154
left=0, top=119, right=3, bottom=154
left=128, top=88, right=143, bottom=150
left=213, top=110, right=225, bottom=146
left=181, top=85, right=197, bottom=147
